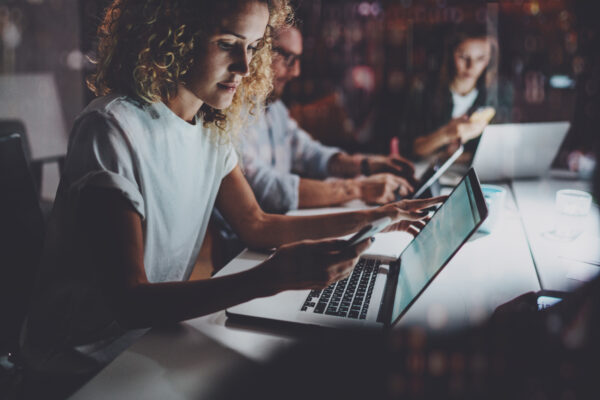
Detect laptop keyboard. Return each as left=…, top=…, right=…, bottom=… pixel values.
left=300, top=258, right=381, bottom=319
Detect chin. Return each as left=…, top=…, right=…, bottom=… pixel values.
left=205, top=94, right=235, bottom=110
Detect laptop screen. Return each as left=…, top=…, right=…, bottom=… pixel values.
left=390, top=171, right=484, bottom=324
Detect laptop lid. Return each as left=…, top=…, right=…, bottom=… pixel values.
left=472, top=121, right=570, bottom=181
left=382, top=168, right=488, bottom=327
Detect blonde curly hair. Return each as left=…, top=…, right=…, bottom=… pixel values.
left=87, top=0, right=292, bottom=140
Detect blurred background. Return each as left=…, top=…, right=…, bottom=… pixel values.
left=0, top=0, right=597, bottom=198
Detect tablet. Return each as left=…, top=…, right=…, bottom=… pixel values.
left=412, top=145, right=464, bottom=199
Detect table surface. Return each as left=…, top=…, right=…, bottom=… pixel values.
left=511, top=176, right=598, bottom=291
left=70, top=175, right=599, bottom=400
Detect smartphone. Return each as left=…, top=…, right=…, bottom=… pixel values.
left=536, top=290, right=566, bottom=311
left=345, top=217, right=392, bottom=247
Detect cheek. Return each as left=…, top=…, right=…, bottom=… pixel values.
left=475, top=60, right=489, bottom=72
left=195, top=48, right=229, bottom=80
left=272, top=66, right=285, bottom=79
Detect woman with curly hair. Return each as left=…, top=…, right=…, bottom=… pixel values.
left=22, top=0, right=441, bottom=397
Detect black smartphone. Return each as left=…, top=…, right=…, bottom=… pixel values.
left=345, top=217, right=392, bottom=247
left=536, top=290, right=567, bottom=311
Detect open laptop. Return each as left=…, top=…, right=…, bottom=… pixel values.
left=470, top=121, right=570, bottom=182
left=224, top=168, right=487, bottom=330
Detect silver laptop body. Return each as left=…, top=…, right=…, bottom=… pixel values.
left=472, top=121, right=570, bottom=181
left=223, top=169, right=487, bottom=330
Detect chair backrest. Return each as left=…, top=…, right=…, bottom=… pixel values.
left=0, top=134, right=45, bottom=355
left=0, top=119, right=32, bottom=161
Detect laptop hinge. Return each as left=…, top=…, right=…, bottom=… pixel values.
left=376, top=258, right=400, bottom=326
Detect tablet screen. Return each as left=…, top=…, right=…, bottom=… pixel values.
left=413, top=145, right=464, bottom=199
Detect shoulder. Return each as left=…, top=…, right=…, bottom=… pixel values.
left=79, top=94, right=151, bottom=126
left=70, top=95, right=146, bottom=155
left=74, top=95, right=165, bottom=144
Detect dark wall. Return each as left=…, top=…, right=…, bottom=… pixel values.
left=285, top=0, right=582, bottom=154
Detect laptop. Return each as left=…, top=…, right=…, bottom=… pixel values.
left=224, top=168, right=488, bottom=330
left=470, top=121, right=570, bottom=182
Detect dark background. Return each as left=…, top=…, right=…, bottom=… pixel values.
left=1, top=0, right=597, bottom=163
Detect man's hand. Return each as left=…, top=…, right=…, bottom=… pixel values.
left=364, top=155, right=416, bottom=182
left=357, top=173, right=414, bottom=204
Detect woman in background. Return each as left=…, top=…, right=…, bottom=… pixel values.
left=401, top=23, right=512, bottom=159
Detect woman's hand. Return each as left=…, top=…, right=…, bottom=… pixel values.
left=377, top=196, right=447, bottom=235
left=443, top=115, right=489, bottom=144
left=258, top=238, right=373, bottom=292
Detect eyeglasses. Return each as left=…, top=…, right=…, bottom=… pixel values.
left=272, top=46, right=301, bottom=68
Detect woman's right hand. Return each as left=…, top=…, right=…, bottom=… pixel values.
left=376, top=196, right=447, bottom=236
left=443, top=115, right=489, bottom=144
left=259, top=238, right=373, bottom=292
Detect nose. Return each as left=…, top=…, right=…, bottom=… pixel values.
left=464, top=58, right=473, bottom=70
left=230, top=48, right=251, bottom=77
left=290, top=58, right=301, bottom=78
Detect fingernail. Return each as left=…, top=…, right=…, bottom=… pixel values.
left=371, top=237, right=376, bottom=242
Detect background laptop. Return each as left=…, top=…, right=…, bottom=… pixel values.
left=471, top=121, right=570, bottom=181
left=224, top=168, right=487, bottom=330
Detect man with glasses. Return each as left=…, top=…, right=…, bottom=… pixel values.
left=240, top=26, right=417, bottom=214
left=209, top=26, right=418, bottom=265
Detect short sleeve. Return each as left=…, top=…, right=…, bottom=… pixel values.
left=65, top=111, right=146, bottom=219
left=221, top=141, right=239, bottom=179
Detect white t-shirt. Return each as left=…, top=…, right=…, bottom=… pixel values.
left=451, top=88, right=479, bottom=118
left=24, top=94, right=238, bottom=372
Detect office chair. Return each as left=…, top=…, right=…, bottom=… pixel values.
left=0, top=119, right=65, bottom=197
left=0, top=119, right=65, bottom=219
left=0, top=134, right=46, bottom=371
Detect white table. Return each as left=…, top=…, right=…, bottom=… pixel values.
left=511, top=176, right=599, bottom=291
left=70, top=177, right=597, bottom=400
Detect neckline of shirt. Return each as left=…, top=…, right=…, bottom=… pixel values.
left=153, top=100, right=202, bottom=130
left=450, top=87, right=479, bottom=99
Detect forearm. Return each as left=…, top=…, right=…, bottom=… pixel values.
left=298, top=178, right=362, bottom=208
left=327, top=153, right=363, bottom=178
left=241, top=207, right=388, bottom=249
left=218, top=166, right=389, bottom=249
left=113, top=265, right=276, bottom=328
left=414, top=128, right=449, bottom=158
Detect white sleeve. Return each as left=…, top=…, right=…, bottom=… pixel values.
left=222, top=141, right=239, bottom=179
left=65, top=111, right=146, bottom=219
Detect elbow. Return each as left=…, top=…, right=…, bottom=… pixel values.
left=236, top=210, right=272, bottom=250
left=108, top=284, right=152, bottom=329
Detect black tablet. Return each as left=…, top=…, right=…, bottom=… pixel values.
left=412, top=145, right=464, bottom=199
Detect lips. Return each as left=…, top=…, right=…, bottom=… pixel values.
left=217, top=82, right=239, bottom=91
